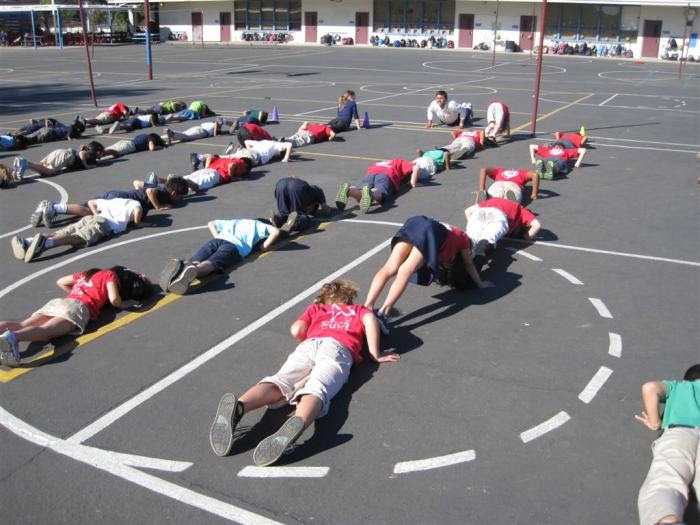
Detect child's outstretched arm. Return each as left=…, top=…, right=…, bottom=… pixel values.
left=363, top=312, right=400, bottom=363
left=635, top=381, right=667, bottom=431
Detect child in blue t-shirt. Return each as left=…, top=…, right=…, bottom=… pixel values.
left=636, top=364, right=700, bottom=525
left=159, top=218, right=284, bottom=295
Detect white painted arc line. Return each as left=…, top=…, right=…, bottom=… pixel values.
left=0, top=177, right=69, bottom=240
left=103, top=450, right=192, bottom=472
left=505, top=246, right=543, bottom=262
left=589, top=298, right=613, bottom=319
left=598, top=93, right=618, bottom=106
left=552, top=268, right=584, bottom=285
left=393, top=450, right=476, bottom=474
left=237, top=466, right=329, bottom=478
left=520, top=411, right=571, bottom=443
left=0, top=406, right=279, bottom=525
left=578, top=366, right=613, bottom=404
left=0, top=225, right=208, bottom=301
left=344, top=218, right=403, bottom=227
left=67, top=238, right=393, bottom=444
left=608, top=332, right=622, bottom=358
left=507, top=238, right=700, bottom=267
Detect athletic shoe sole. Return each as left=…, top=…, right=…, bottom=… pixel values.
left=168, top=265, right=197, bottom=295
left=42, top=201, right=57, bottom=228
left=253, top=415, right=305, bottom=467
left=334, top=182, right=349, bottom=211
left=30, top=201, right=46, bottom=227
left=24, top=234, right=44, bottom=263
left=280, top=211, right=298, bottom=233
left=11, top=236, right=26, bottom=260
left=209, top=393, right=240, bottom=457
left=359, top=185, right=372, bottom=213
left=159, top=258, right=183, bottom=293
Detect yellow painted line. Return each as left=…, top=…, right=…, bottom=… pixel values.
left=0, top=221, right=339, bottom=382
left=511, top=93, right=595, bottom=134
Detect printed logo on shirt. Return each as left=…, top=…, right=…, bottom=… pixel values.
left=501, top=169, right=519, bottom=179
left=322, top=304, right=356, bottom=331
left=376, top=161, right=392, bottom=168
left=551, top=146, right=564, bottom=155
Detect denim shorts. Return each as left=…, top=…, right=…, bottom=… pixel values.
left=189, top=238, right=242, bottom=271
left=361, top=172, right=395, bottom=201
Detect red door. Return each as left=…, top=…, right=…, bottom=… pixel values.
left=642, top=20, right=662, bottom=58
left=458, top=14, right=474, bottom=49
left=519, top=15, right=535, bottom=51
left=304, top=12, right=317, bottom=43
left=355, top=12, right=369, bottom=44
left=191, top=12, right=203, bottom=42
left=220, top=12, right=231, bottom=42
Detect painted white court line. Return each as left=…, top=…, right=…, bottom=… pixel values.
left=552, top=268, right=584, bottom=285
left=587, top=136, right=699, bottom=147
left=0, top=406, right=279, bottom=525
left=520, top=411, right=571, bottom=443
left=238, top=466, right=329, bottom=478
left=344, top=218, right=402, bottom=227
left=578, top=366, right=613, bottom=404
left=587, top=143, right=698, bottom=154
left=0, top=177, right=69, bottom=240
left=507, top=238, right=700, bottom=267
left=393, top=450, right=476, bottom=474
left=67, top=237, right=393, bottom=444
left=608, top=332, right=622, bottom=358
left=589, top=298, right=613, bottom=319
left=505, top=246, right=543, bottom=262
left=598, top=93, right=618, bottom=106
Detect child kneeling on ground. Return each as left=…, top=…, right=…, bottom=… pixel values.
left=208, top=279, right=400, bottom=466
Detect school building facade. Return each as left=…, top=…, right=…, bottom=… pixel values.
left=110, top=0, right=700, bottom=60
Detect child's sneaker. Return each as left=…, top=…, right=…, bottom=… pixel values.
left=359, top=185, right=372, bottom=213
left=95, top=125, right=105, bottom=134
left=108, top=121, right=120, bottom=135
left=335, top=182, right=350, bottom=211
left=13, top=157, right=27, bottom=179
left=145, top=172, right=158, bottom=188
left=11, top=235, right=27, bottom=260
left=505, top=189, right=517, bottom=202
left=42, top=200, right=57, bottom=227
left=280, top=211, right=298, bottom=233
left=159, top=258, right=183, bottom=292
left=0, top=330, right=20, bottom=368
left=224, top=142, right=236, bottom=156
left=374, top=310, right=391, bottom=335
left=163, top=128, right=173, bottom=145
left=30, top=200, right=49, bottom=227
left=265, top=209, right=280, bottom=228
left=542, top=160, right=555, bottom=180
left=168, top=264, right=197, bottom=295
left=190, top=152, right=201, bottom=170
left=209, top=393, right=244, bottom=457
left=475, top=189, right=488, bottom=204
left=252, top=415, right=305, bottom=467
left=24, top=233, right=45, bottom=262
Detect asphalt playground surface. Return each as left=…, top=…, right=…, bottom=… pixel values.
left=0, top=43, right=699, bottom=524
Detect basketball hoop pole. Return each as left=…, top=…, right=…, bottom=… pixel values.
left=78, top=0, right=98, bottom=107
left=530, top=0, right=548, bottom=137
left=144, top=0, right=153, bottom=80
left=492, top=0, right=500, bottom=65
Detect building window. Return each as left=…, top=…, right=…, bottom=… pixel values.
left=542, top=3, right=637, bottom=43
left=579, top=5, right=598, bottom=40
left=599, top=5, right=621, bottom=41
left=619, top=5, right=639, bottom=43
left=234, top=0, right=301, bottom=31
left=559, top=4, right=578, bottom=39
left=373, top=0, right=455, bottom=33
left=544, top=4, right=560, bottom=38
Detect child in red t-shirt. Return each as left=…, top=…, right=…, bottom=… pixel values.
left=79, top=102, right=131, bottom=127
left=529, top=142, right=586, bottom=179
left=0, top=266, right=153, bottom=367
left=553, top=131, right=587, bottom=148
left=209, top=280, right=400, bottom=466
left=335, top=158, right=424, bottom=213
left=282, top=121, right=336, bottom=148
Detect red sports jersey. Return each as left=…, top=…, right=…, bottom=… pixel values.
left=66, top=270, right=118, bottom=319
left=306, top=124, right=333, bottom=142
left=367, top=159, right=414, bottom=191
left=107, top=103, right=129, bottom=118
left=489, top=167, right=531, bottom=189
left=558, top=133, right=584, bottom=148
left=478, top=197, right=536, bottom=234
left=438, top=224, right=470, bottom=263
left=535, top=145, right=579, bottom=161
left=455, top=129, right=483, bottom=148
left=209, top=157, right=245, bottom=182
left=297, top=303, right=372, bottom=363
left=242, top=123, right=272, bottom=141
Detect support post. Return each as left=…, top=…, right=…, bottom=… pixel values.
left=144, top=0, right=153, bottom=79
left=56, top=8, right=64, bottom=48
left=530, top=0, right=548, bottom=137
left=678, top=10, right=690, bottom=79
left=30, top=10, right=37, bottom=49
left=78, top=0, right=98, bottom=107
left=492, top=0, right=500, bottom=65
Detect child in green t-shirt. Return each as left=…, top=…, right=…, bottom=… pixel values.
left=636, top=364, right=700, bottom=525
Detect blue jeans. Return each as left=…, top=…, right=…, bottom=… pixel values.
left=189, top=238, right=242, bottom=272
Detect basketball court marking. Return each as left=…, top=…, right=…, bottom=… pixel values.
left=520, top=411, right=571, bottom=443
left=0, top=177, right=69, bottom=240
left=393, top=450, right=476, bottom=474
left=608, top=333, right=622, bottom=358
left=422, top=59, right=567, bottom=76
left=589, top=298, right=613, bottom=319
left=578, top=367, right=613, bottom=404
left=238, top=466, right=330, bottom=478
left=552, top=268, right=584, bottom=285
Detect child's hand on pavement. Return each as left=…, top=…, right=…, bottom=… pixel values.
left=635, top=411, right=661, bottom=431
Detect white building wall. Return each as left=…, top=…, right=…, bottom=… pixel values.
left=303, top=0, right=373, bottom=44
left=158, top=1, right=230, bottom=42
left=639, top=5, right=699, bottom=58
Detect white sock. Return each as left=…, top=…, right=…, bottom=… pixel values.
left=53, top=203, right=67, bottom=214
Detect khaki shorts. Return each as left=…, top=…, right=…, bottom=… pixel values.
left=412, top=156, right=437, bottom=178
left=93, top=111, right=115, bottom=124
left=286, top=130, right=313, bottom=148
left=488, top=180, right=523, bottom=202
left=34, top=298, right=91, bottom=334
left=108, top=140, right=137, bottom=156
left=41, top=149, right=76, bottom=171
left=55, top=215, right=112, bottom=246
left=228, top=148, right=260, bottom=166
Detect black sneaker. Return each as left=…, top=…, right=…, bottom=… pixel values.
left=11, top=236, right=27, bottom=260
left=280, top=211, right=298, bottom=233
left=252, top=415, right=305, bottom=466
left=24, top=233, right=45, bottom=262
left=168, top=264, right=197, bottom=295
left=374, top=310, right=390, bottom=335
left=159, top=258, right=183, bottom=292
left=265, top=209, right=281, bottom=228
left=209, top=393, right=244, bottom=457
